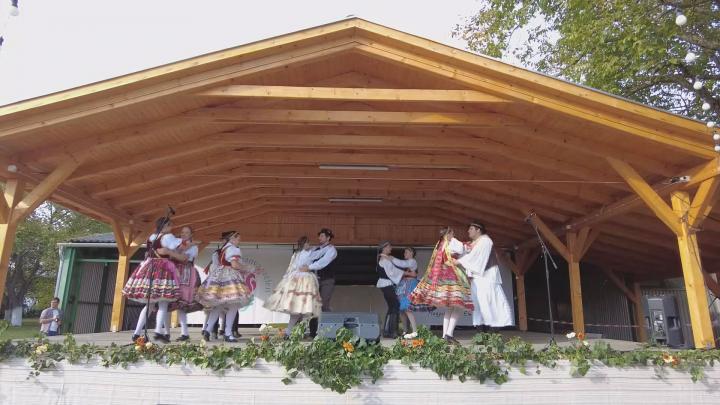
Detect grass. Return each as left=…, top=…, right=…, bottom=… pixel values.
left=1, top=319, right=43, bottom=340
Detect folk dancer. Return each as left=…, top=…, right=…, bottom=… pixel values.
left=455, top=221, right=513, bottom=331
left=168, top=226, right=201, bottom=341
left=196, top=231, right=253, bottom=343
left=410, top=227, right=474, bottom=344
left=376, top=241, right=405, bottom=338
left=302, top=228, right=338, bottom=337
left=123, top=217, right=186, bottom=343
left=387, top=247, right=431, bottom=339
left=263, top=236, right=322, bottom=337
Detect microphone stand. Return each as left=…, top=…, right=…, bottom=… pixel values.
left=143, top=206, right=175, bottom=342
left=526, top=212, right=558, bottom=348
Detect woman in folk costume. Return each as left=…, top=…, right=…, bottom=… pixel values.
left=376, top=241, right=405, bottom=339
left=410, top=227, right=474, bottom=344
left=387, top=247, right=430, bottom=339
left=455, top=221, right=513, bottom=331
left=196, top=231, right=252, bottom=343
left=264, top=236, right=322, bottom=337
left=123, top=217, right=186, bottom=343
left=168, top=226, right=201, bottom=341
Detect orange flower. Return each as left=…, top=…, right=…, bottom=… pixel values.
left=260, top=335, right=269, bottom=342
left=400, top=340, right=407, bottom=347
left=135, top=336, right=146, bottom=348
left=342, top=341, right=354, bottom=353
left=662, top=352, right=679, bottom=366
left=576, top=332, right=586, bottom=341
left=411, top=338, right=425, bottom=348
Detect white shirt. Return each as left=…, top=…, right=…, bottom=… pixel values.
left=49, top=309, right=60, bottom=332
left=448, top=237, right=466, bottom=256
left=149, top=233, right=183, bottom=250
left=181, top=244, right=199, bottom=262
left=223, top=245, right=242, bottom=263
left=307, top=244, right=338, bottom=272
left=391, top=257, right=418, bottom=272
left=376, top=257, right=404, bottom=288
left=291, top=249, right=313, bottom=273
left=456, top=234, right=501, bottom=283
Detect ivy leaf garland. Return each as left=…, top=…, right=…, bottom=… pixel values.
left=1, top=325, right=719, bottom=393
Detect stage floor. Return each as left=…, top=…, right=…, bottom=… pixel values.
left=43, top=327, right=642, bottom=350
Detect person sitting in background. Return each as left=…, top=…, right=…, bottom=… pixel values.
left=39, top=297, right=63, bottom=336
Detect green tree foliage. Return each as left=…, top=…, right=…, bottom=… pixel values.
left=454, top=0, right=719, bottom=120
left=3, top=203, right=109, bottom=313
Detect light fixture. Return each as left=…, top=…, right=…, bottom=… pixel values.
left=6, top=164, right=17, bottom=173
left=319, top=164, right=389, bottom=171
left=328, top=198, right=383, bottom=203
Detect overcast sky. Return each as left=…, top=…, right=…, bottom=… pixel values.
left=0, top=0, right=506, bottom=106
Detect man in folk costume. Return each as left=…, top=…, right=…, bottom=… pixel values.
left=301, top=228, right=338, bottom=337
left=376, top=241, right=405, bottom=338
left=455, top=220, right=513, bottom=331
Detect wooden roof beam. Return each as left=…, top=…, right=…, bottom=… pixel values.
left=0, top=36, right=360, bottom=142
left=198, top=85, right=513, bottom=103
left=352, top=40, right=715, bottom=159
left=517, top=157, right=720, bottom=249
left=185, top=108, right=526, bottom=127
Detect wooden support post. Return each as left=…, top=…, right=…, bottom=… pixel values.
left=0, top=180, right=23, bottom=303
left=671, top=191, right=715, bottom=348
left=566, top=231, right=585, bottom=335
left=608, top=156, right=717, bottom=348
left=1, top=157, right=82, bottom=306
left=632, top=282, right=648, bottom=343
left=110, top=222, right=148, bottom=332
left=515, top=273, right=528, bottom=331
left=524, top=210, right=596, bottom=334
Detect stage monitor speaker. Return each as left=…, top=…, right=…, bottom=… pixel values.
left=317, top=312, right=380, bottom=342
left=643, top=295, right=685, bottom=348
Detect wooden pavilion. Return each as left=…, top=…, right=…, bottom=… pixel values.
left=0, top=18, right=717, bottom=348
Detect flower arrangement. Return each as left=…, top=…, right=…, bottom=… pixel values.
left=1, top=323, right=718, bottom=394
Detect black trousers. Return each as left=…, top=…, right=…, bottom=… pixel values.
left=309, top=277, right=336, bottom=337
left=381, top=284, right=400, bottom=338
left=380, top=285, right=400, bottom=314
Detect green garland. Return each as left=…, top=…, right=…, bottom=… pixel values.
left=1, top=322, right=719, bottom=394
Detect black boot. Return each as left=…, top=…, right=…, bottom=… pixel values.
left=309, top=317, right=319, bottom=338
left=383, top=312, right=399, bottom=338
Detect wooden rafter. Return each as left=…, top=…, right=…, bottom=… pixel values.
left=352, top=38, right=713, bottom=158
left=186, top=108, right=527, bottom=127
left=198, top=85, right=512, bottom=103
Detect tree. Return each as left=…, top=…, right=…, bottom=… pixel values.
left=453, top=0, right=719, bottom=120
left=2, top=203, right=109, bottom=321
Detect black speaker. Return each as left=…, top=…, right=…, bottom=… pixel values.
left=643, top=295, right=686, bottom=348
left=317, top=312, right=381, bottom=342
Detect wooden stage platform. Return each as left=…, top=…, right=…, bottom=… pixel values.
left=44, top=327, right=643, bottom=351
left=4, top=328, right=720, bottom=404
